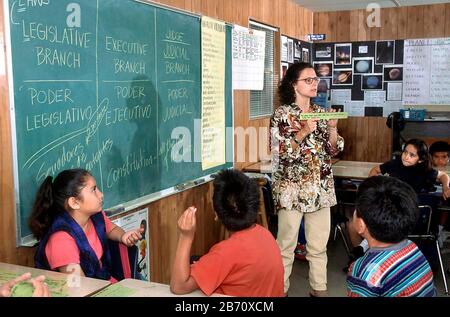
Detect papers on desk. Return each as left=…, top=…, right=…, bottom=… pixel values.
left=0, top=269, right=68, bottom=297
left=92, top=283, right=137, bottom=297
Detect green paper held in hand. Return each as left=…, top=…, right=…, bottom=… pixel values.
left=299, top=112, right=348, bottom=120
left=11, top=282, right=34, bottom=297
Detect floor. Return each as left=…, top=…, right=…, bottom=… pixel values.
left=286, top=233, right=450, bottom=297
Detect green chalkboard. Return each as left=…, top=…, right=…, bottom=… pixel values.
left=6, top=0, right=233, bottom=244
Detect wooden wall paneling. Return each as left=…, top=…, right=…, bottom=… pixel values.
left=187, top=0, right=202, bottom=14
left=200, top=0, right=223, bottom=19
left=296, top=6, right=305, bottom=40
left=349, top=10, right=360, bottom=41
left=406, top=6, right=424, bottom=39
left=367, top=117, right=391, bottom=162
left=153, top=0, right=186, bottom=10
left=260, top=0, right=279, bottom=27
left=354, top=117, right=370, bottom=161
left=369, top=16, right=381, bottom=41
left=336, top=11, right=351, bottom=43
left=283, top=0, right=296, bottom=37
left=223, top=0, right=249, bottom=25
left=423, top=4, right=446, bottom=38
left=446, top=4, right=450, bottom=37
left=234, top=90, right=250, bottom=171
left=249, top=0, right=264, bottom=23
left=304, top=9, right=313, bottom=42
left=314, top=12, right=333, bottom=43
left=357, top=9, right=370, bottom=41
left=380, top=8, right=398, bottom=40
left=397, top=7, right=408, bottom=39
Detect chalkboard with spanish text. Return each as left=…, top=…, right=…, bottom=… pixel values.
left=6, top=0, right=233, bottom=244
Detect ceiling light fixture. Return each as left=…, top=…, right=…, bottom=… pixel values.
left=391, top=0, right=401, bottom=7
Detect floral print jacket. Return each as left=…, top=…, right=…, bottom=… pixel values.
left=270, top=103, right=344, bottom=213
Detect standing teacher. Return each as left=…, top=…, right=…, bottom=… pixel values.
left=270, top=62, right=344, bottom=297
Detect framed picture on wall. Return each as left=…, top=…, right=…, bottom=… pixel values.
left=315, top=45, right=332, bottom=58
left=335, top=43, right=352, bottom=65
left=375, top=40, right=395, bottom=64
left=332, top=68, right=353, bottom=85
left=383, top=64, right=403, bottom=82
left=287, top=38, right=294, bottom=63
left=294, top=41, right=301, bottom=58
left=313, top=61, right=333, bottom=77
left=281, top=36, right=288, bottom=62
left=353, top=57, right=373, bottom=74
left=361, top=74, right=383, bottom=90
left=302, top=47, right=310, bottom=63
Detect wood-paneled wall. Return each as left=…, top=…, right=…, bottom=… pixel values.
left=0, top=0, right=313, bottom=283
left=314, top=4, right=450, bottom=163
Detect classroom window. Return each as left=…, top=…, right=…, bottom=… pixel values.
left=249, top=21, right=277, bottom=119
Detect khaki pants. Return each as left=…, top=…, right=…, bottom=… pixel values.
left=277, top=207, right=331, bottom=293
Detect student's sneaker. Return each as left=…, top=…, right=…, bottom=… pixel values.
left=294, top=243, right=307, bottom=261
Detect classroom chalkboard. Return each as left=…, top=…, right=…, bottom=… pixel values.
left=6, top=0, right=233, bottom=244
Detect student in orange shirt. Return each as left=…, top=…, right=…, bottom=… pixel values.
left=29, top=169, right=143, bottom=282
left=170, top=169, right=284, bottom=297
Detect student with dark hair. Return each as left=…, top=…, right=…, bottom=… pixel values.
left=29, top=169, right=143, bottom=281
left=347, top=176, right=436, bottom=297
left=429, top=141, right=450, bottom=170
left=348, top=139, right=450, bottom=259
left=170, top=169, right=284, bottom=297
left=429, top=141, right=450, bottom=247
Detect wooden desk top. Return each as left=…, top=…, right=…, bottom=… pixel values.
left=0, top=262, right=110, bottom=297
left=332, top=160, right=380, bottom=179
left=243, top=159, right=377, bottom=180
left=93, top=278, right=228, bottom=297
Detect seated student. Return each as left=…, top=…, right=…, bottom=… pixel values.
left=170, top=169, right=284, bottom=297
left=347, top=176, right=436, bottom=297
left=430, top=141, right=450, bottom=171
left=0, top=272, right=50, bottom=297
left=347, top=139, right=450, bottom=260
left=29, top=169, right=143, bottom=282
left=429, top=141, right=450, bottom=246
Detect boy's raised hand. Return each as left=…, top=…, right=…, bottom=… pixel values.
left=121, top=227, right=144, bottom=246
left=177, top=206, right=197, bottom=239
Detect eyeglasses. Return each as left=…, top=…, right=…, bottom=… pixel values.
left=296, top=77, right=320, bottom=85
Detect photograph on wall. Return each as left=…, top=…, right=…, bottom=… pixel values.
left=281, top=35, right=288, bottom=62
left=332, top=68, right=353, bottom=85
left=313, top=61, right=333, bottom=77
left=353, top=57, right=373, bottom=74
left=294, top=41, right=301, bottom=58
left=335, top=43, right=352, bottom=65
left=375, top=40, right=395, bottom=64
left=362, top=73, right=383, bottom=90
left=287, top=38, right=294, bottom=63
left=318, top=78, right=330, bottom=95
left=358, top=45, right=368, bottom=54
left=383, top=64, right=403, bottom=82
left=302, top=47, right=310, bottom=63
left=281, top=62, right=289, bottom=80
left=315, top=45, right=332, bottom=58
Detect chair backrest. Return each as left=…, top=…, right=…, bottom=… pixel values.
left=411, top=205, right=433, bottom=235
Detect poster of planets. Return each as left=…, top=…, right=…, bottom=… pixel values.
left=361, top=73, right=383, bottom=90
left=333, top=68, right=353, bottom=85
left=383, top=64, right=403, bottom=81
left=375, top=40, right=395, bottom=64
left=313, top=61, right=333, bottom=77
left=335, top=43, right=352, bottom=65
left=353, top=57, right=373, bottom=74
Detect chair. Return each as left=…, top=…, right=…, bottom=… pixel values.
left=332, top=179, right=360, bottom=256
left=408, top=205, right=449, bottom=295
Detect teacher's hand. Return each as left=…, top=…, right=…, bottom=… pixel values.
left=327, top=108, right=338, bottom=128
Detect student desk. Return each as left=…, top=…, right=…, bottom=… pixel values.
left=0, top=262, right=110, bottom=297
left=92, top=278, right=228, bottom=297
left=242, top=159, right=374, bottom=178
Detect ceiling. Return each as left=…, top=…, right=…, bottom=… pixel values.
left=292, top=0, right=450, bottom=12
